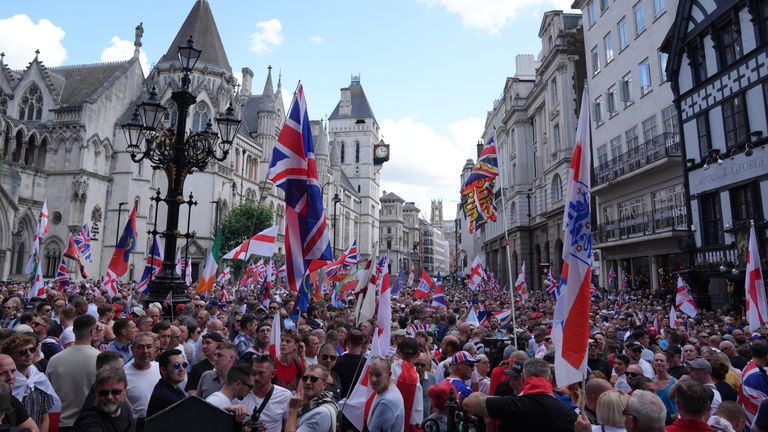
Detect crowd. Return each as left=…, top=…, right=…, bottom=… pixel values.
left=0, top=275, right=765, bottom=432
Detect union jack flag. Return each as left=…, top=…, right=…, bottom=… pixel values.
left=137, top=235, right=163, bottom=294
left=607, top=268, right=616, bottom=288
left=74, top=224, right=93, bottom=262
left=54, top=256, right=70, bottom=290
left=590, top=283, right=603, bottom=300
left=268, top=84, right=332, bottom=312
left=545, top=267, right=558, bottom=297
left=326, top=239, right=359, bottom=279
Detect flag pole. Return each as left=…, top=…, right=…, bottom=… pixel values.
left=495, top=129, right=518, bottom=348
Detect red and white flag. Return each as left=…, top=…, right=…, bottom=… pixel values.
left=515, top=262, right=528, bottom=304
left=222, top=225, right=279, bottom=260
left=40, top=199, right=49, bottom=235
left=675, top=276, right=698, bottom=317
left=414, top=270, right=432, bottom=299
left=184, top=258, right=192, bottom=287
left=216, top=266, right=231, bottom=284
left=269, top=311, right=281, bottom=358
left=341, top=328, right=383, bottom=431
left=746, top=223, right=767, bottom=331
left=376, top=256, right=392, bottom=355
left=468, top=255, right=485, bottom=291
left=669, top=305, right=678, bottom=329
left=552, top=87, right=593, bottom=387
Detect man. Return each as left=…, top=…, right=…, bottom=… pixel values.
left=204, top=361, right=250, bottom=423
left=303, top=335, right=320, bottom=366
left=333, top=329, right=366, bottom=399
left=46, top=314, right=101, bottom=431
left=416, top=349, right=437, bottom=416
left=3, top=333, right=57, bottom=431
left=145, top=307, right=161, bottom=326
left=583, top=378, right=612, bottom=425
left=151, top=322, right=172, bottom=353
left=390, top=337, right=423, bottom=429
left=274, top=329, right=304, bottom=391
left=435, top=336, right=461, bottom=381
left=73, top=367, right=135, bottom=432
left=0, top=354, right=41, bottom=432
left=124, top=332, right=160, bottom=428
left=146, top=349, right=186, bottom=418
left=587, top=338, right=611, bottom=379
left=97, top=303, right=116, bottom=343
left=284, top=365, right=338, bottom=432
left=107, top=319, right=136, bottom=364
left=709, top=401, right=747, bottom=432
left=576, top=389, right=666, bottom=432
left=687, top=357, right=722, bottom=415
left=252, top=322, right=271, bottom=355
left=720, top=341, right=749, bottom=370
left=58, top=306, right=77, bottom=349
left=463, top=358, right=577, bottom=431
left=733, top=329, right=748, bottom=348
left=667, top=379, right=715, bottom=431
left=32, top=317, right=62, bottom=360
left=186, top=332, right=222, bottom=397
left=625, top=340, right=654, bottom=379
left=242, top=354, right=292, bottom=432
left=317, top=344, right=341, bottom=401
left=630, top=329, right=655, bottom=363
left=740, top=342, right=768, bottom=426
left=665, top=345, right=688, bottom=379
left=365, top=358, right=405, bottom=432
left=2, top=298, right=21, bottom=329
left=233, top=314, right=257, bottom=358
left=445, top=351, right=478, bottom=402
left=82, top=351, right=125, bottom=410
left=197, top=341, right=236, bottom=399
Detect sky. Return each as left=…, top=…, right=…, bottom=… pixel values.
left=0, top=0, right=577, bottom=220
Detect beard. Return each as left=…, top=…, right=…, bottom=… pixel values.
left=96, top=401, right=120, bottom=415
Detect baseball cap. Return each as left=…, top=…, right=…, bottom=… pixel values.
left=686, top=358, right=712, bottom=373
left=503, top=359, right=526, bottom=377
left=397, top=337, right=419, bottom=356
left=452, top=351, right=480, bottom=365
left=207, top=300, right=220, bottom=308
left=202, top=332, right=224, bottom=343
left=752, top=332, right=765, bottom=341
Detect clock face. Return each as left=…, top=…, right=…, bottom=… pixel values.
left=375, top=145, right=388, bottom=158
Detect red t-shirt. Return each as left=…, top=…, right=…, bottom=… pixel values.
left=273, top=355, right=303, bottom=390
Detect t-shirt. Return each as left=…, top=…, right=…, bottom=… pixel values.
left=186, top=358, right=214, bottom=392
left=124, top=362, right=160, bottom=418
left=59, top=326, right=75, bottom=347
left=273, top=356, right=303, bottom=391
left=241, top=384, right=291, bottom=432
left=205, top=391, right=237, bottom=409
left=72, top=402, right=135, bottom=432
left=1, top=397, right=30, bottom=427
left=333, top=353, right=365, bottom=398
left=754, top=398, right=768, bottom=431
left=486, top=393, right=578, bottom=432
left=297, top=404, right=336, bottom=432
left=45, top=344, right=100, bottom=427
left=366, top=386, right=405, bottom=432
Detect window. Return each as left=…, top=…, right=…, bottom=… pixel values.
left=587, top=1, right=597, bottom=27
left=18, top=83, right=43, bottom=121
left=700, top=193, right=724, bottom=246
left=730, top=182, right=761, bottom=223
left=550, top=79, right=558, bottom=105
left=0, top=96, right=8, bottom=115
left=618, top=18, right=630, bottom=50
left=688, top=40, right=707, bottom=84
left=597, top=144, right=609, bottom=168
left=625, top=127, right=639, bottom=151
left=610, top=136, right=622, bottom=160
left=633, top=2, right=646, bottom=36
left=639, top=60, right=652, bottom=95
left=717, top=18, right=743, bottom=68
left=553, top=124, right=561, bottom=150
left=551, top=175, right=563, bottom=203
left=621, top=72, right=633, bottom=105
left=722, top=94, right=749, bottom=149
left=340, top=142, right=345, bottom=163
left=355, top=142, right=360, bottom=163
left=618, top=196, right=647, bottom=237
left=604, top=33, right=614, bottom=63
left=607, top=85, right=617, bottom=115
left=642, top=115, right=657, bottom=143
left=191, top=102, right=210, bottom=132
left=594, top=96, right=604, bottom=125
left=658, top=50, right=668, bottom=82
left=662, top=105, right=679, bottom=135
left=591, top=45, right=601, bottom=75
left=758, top=1, right=768, bottom=44
left=696, top=113, right=711, bottom=156
left=603, top=205, right=618, bottom=240
left=653, top=0, right=666, bottom=17
left=652, top=184, right=686, bottom=231
left=600, top=0, right=609, bottom=12
left=162, top=100, right=178, bottom=127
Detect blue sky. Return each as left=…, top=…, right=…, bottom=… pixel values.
left=0, top=0, right=576, bottom=218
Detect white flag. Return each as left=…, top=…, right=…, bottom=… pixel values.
left=746, top=223, right=768, bottom=331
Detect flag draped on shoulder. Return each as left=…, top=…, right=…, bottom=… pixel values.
left=414, top=270, right=432, bottom=299
left=675, top=276, right=698, bottom=318
left=460, top=134, right=499, bottom=234
left=268, top=85, right=331, bottom=301
left=552, top=87, right=593, bottom=387
left=137, top=235, right=163, bottom=294
left=197, top=230, right=221, bottom=293
left=745, top=223, right=767, bottom=331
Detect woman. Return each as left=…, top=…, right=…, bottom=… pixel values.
left=591, top=389, right=629, bottom=432
left=652, top=352, right=677, bottom=417
left=422, top=381, right=452, bottom=432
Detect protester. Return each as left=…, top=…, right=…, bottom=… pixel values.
left=242, top=354, right=291, bottom=432
left=667, top=379, right=714, bottom=431
left=145, top=349, right=186, bottom=417
left=365, top=357, right=405, bottom=432
left=2, top=333, right=56, bottom=431
left=73, top=367, right=134, bottom=432
left=203, top=361, right=250, bottom=423
left=284, top=365, right=337, bottom=432
left=123, top=332, right=159, bottom=429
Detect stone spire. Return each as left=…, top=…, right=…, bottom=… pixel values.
left=157, top=0, right=231, bottom=73
left=263, top=65, right=274, bottom=97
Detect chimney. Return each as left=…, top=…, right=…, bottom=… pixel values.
left=339, top=87, right=352, bottom=116
left=241, top=67, right=253, bottom=97
left=476, top=140, right=484, bottom=158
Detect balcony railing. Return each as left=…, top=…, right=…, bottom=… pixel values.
left=694, top=244, right=741, bottom=270
left=595, top=133, right=681, bottom=185
left=595, top=208, right=687, bottom=243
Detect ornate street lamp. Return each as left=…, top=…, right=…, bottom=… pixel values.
left=121, top=36, right=241, bottom=306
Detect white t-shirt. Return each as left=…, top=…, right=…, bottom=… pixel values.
left=124, top=362, right=160, bottom=418
left=638, top=359, right=655, bottom=379
left=205, top=391, right=238, bottom=409
left=241, top=384, right=291, bottom=432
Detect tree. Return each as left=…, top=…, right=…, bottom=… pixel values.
left=219, top=202, right=273, bottom=255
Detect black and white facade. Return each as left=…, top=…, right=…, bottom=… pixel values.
left=666, top=0, right=768, bottom=308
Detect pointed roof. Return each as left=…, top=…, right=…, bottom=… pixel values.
left=381, top=192, right=405, bottom=203
left=263, top=65, right=274, bottom=96
left=329, top=76, right=376, bottom=122
left=311, top=120, right=328, bottom=158
left=157, top=0, right=232, bottom=74
left=48, top=60, right=134, bottom=107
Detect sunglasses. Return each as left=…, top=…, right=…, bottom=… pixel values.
left=462, top=362, right=475, bottom=369
left=16, top=347, right=35, bottom=356
left=625, top=372, right=641, bottom=378
left=172, top=362, right=189, bottom=370
left=301, top=375, right=322, bottom=383
left=97, top=389, right=124, bottom=397
left=320, top=354, right=337, bottom=361
left=414, top=362, right=427, bottom=368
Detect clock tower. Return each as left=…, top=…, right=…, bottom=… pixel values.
left=374, top=138, right=390, bottom=165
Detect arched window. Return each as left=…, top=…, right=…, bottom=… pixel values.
left=44, top=243, right=61, bottom=278
left=14, top=241, right=25, bottom=275
left=24, top=135, right=36, bottom=165
left=551, top=174, right=563, bottom=203
left=36, top=137, right=47, bottom=169
left=12, top=131, right=22, bottom=162
left=0, top=96, right=9, bottom=115
left=162, top=100, right=178, bottom=128
left=18, top=83, right=43, bottom=121
left=340, top=142, right=345, bottom=163
left=191, top=101, right=210, bottom=132
left=355, top=142, right=360, bottom=163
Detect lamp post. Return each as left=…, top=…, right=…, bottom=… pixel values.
left=332, top=192, right=341, bottom=253
left=121, top=37, right=241, bottom=306
left=115, top=202, right=129, bottom=245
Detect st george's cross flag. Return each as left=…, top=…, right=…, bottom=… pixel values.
left=414, top=270, right=432, bottom=299
left=745, top=223, right=767, bottom=331
left=217, top=266, right=231, bottom=284
left=552, top=87, right=593, bottom=387
left=39, top=199, right=49, bottom=235
left=221, top=225, right=279, bottom=261
left=515, top=262, right=528, bottom=304
left=669, top=305, right=678, bottom=329
left=137, top=235, right=163, bottom=294
left=268, top=84, right=332, bottom=309
left=675, top=276, right=698, bottom=318
left=468, top=255, right=486, bottom=291
left=375, top=256, right=393, bottom=354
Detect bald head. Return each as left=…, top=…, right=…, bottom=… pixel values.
left=207, top=319, right=225, bottom=333
left=0, top=354, right=16, bottom=385
left=585, top=378, right=612, bottom=411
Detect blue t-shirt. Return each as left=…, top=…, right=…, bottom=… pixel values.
left=446, top=378, right=472, bottom=401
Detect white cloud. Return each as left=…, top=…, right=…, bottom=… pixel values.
left=380, top=117, right=484, bottom=220
left=249, top=19, right=283, bottom=55
left=100, top=36, right=149, bottom=77
left=0, top=14, right=67, bottom=69
left=419, top=0, right=578, bottom=35
left=309, top=36, right=325, bottom=44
